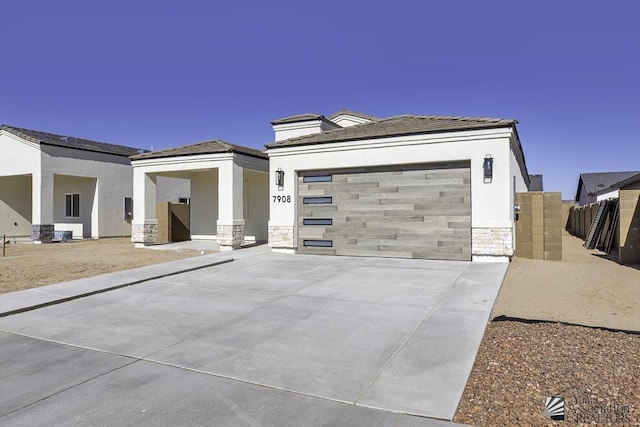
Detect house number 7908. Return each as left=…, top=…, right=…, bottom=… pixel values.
left=272, top=195, right=292, bottom=203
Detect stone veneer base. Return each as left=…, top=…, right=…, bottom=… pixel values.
left=472, top=227, right=514, bottom=257
left=131, top=223, right=158, bottom=245
left=217, top=224, right=245, bottom=249
left=31, top=224, right=54, bottom=243
left=268, top=225, right=295, bottom=250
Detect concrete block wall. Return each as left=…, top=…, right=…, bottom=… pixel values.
left=562, top=201, right=578, bottom=233
left=515, top=192, right=562, bottom=260
left=618, top=190, right=640, bottom=265
left=567, top=202, right=598, bottom=239
left=543, top=193, right=562, bottom=260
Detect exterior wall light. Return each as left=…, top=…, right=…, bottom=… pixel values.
left=483, top=155, right=493, bottom=182
left=275, top=168, right=285, bottom=189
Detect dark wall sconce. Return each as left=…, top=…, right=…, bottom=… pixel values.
left=483, top=155, right=493, bottom=183
left=275, top=168, right=285, bottom=189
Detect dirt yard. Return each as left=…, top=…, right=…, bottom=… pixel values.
left=0, top=238, right=212, bottom=294
left=455, top=233, right=640, bottom=426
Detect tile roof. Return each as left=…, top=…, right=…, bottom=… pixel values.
left=271, top=114, right=325, bottom=125
left=576, top=171, right=640, bottom=200
left=266, top=114, right=517, bottom=148
left=130, top=139, right=267, bottom=161
left=528, top=174, right=544, bottom=191
left=605, top=172, right=640, bottom=191
left=1, top=125, right=144, bottom=157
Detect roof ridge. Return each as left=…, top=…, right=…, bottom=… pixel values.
left=581, top=170, right=640, bottom=176
left=386, top=114, right=516, bottom=123
left=1, top=124, right=144, bottom=156
left=130, top=139, right=266, bottom=161
left=327, top=110, right=382, bottom=121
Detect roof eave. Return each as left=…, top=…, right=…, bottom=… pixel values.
left=265, top=122, right=517, bottom=150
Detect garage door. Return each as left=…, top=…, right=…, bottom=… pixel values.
left=297, top=163, right=471, bottom=260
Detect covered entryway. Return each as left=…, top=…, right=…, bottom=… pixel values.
left=130, top=140, right=269, bottom=250
left=297, top=162, right=471, bottom=260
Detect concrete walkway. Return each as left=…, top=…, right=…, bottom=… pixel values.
left=0, top=250, right=507, bottom=426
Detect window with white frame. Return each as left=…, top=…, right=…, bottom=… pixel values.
left=65, top=193, right=80, bottom=218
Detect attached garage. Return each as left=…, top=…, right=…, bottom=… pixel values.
left=266, top=110, right=531, bottom=262
left=297, top=163, right=471, bottom=260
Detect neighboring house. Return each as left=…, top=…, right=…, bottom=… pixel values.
left=0, top=125, right=144, bottom=241
left=130, top=140, right=269, bottom=250
left=528, top=174, right=544, bottom=191
left=575, top=171, right=640, bottom=205
left=266, top=111, right=530, bottom=262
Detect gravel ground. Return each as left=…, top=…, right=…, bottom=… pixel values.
left=455, top=321, right=640, bottom=426
left=455, top=233, right=640, bottom=426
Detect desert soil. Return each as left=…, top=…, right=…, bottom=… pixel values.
left=0, top=238, right=211, bottom=294
left=455, top=233, right=640, bottom=426
left=1, top=234, right=639, bottom=426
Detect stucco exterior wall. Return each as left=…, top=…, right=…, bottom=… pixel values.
left=267, top=127, right=526, bottom=260
left=0, top=175, right=32, bottom=237
left=190, top=170, right=218, bottom=237
left=596, top=189, right=619, bottom=201
left=52, top=174, right=97, bottom=238
left=0, top=133, right=41, bottom=176
left=243, top=169, right=269, bottom=242
left=156, top=176, right=191, bottom=203
left=42, top=145, right=133, bottom=238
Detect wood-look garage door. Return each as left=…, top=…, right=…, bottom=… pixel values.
left=297, top=163, right=471, bottom=260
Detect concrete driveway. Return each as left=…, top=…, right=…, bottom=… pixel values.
left=0, top=249, right=507, bottom=426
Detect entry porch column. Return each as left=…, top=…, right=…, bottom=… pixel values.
left=217, top=159, right=244, bottom=250
left=131, top=169, right=158, bottom=247
left=31, top=170, right=54, bottom=243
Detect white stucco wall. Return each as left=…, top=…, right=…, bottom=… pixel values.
left=52, top=174, right=97, bottom=238
left=41, top=145, right=134, bottom=238
left=243, top=169, right=269, bottom=241
left=156, top=176, right=191, bottom=203
left=330, top=115, right=373, bottom=127
left=190, top=170, right=218, bottom=237
left=267, top=127, right=527, bottom=258
left=596, top=189, right=619, bottom=201
left=273, top=119, right=341, bottom=142
left=0, top=175, right=32, bottom=236
left=0, top=133, right=40, bottom=235
left=0, top=132, right=41, bottom=176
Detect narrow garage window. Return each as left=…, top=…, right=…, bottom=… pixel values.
left=303, top=197, right=333, bottom=204
left=303, top=240, right=333, bottom=247
left=303, top=175, right=332, bottom=183
left=303, top=218, right=333, bottom=225
left=65, top=193, right=80, bottom=218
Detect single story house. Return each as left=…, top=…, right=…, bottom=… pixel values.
left=265, top=110, right=530, bottom=262
left=0, top=125, right=144, bottom=241
left=575, top=171, right=640, bottom=205
left=129, top=140, right=269, bottom=250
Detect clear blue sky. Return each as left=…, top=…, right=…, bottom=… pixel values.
left=2, top=1, right=638, bottom=199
